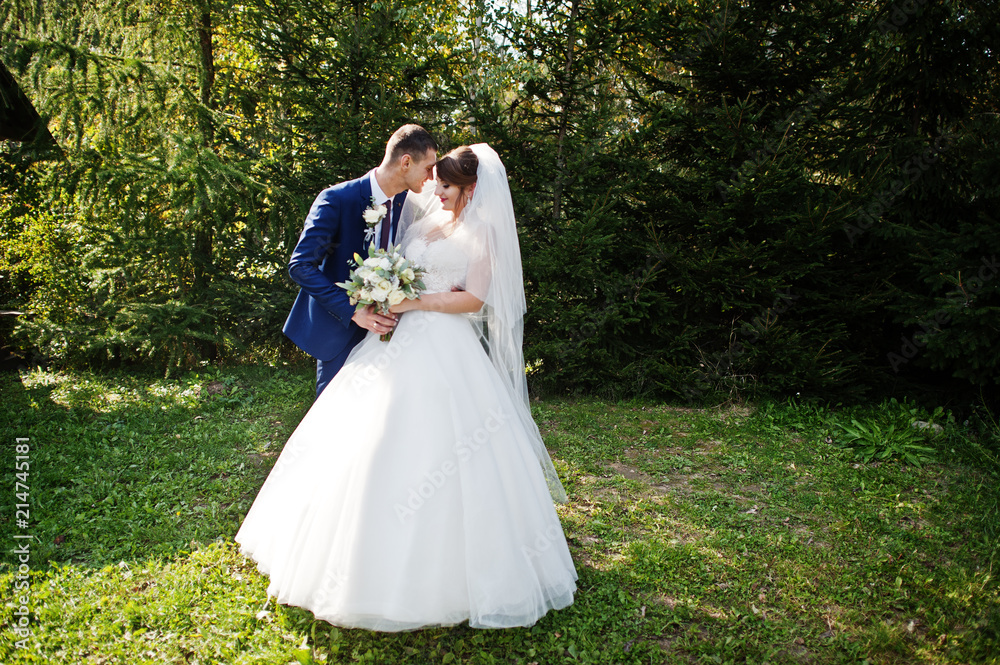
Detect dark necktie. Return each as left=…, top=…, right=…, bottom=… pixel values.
left=378, top=200, right=392, bottom=249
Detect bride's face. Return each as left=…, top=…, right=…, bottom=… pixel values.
left=435, top=180, right=475, bottom=214
left=435, top=180, right=459, bottom=211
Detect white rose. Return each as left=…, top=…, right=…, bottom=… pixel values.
left=369, top=284, right=389, bottom=301
left=401, top=268, right=415, bottom=282
left=357, top=266, right=374, bottom=280
left=375, top=277, right=392, bottom=292
left=377, top=257, right=392, bottom=271
left=362, top=208, right=382, bottom=224
left=387, top=289, right=406, bottom=306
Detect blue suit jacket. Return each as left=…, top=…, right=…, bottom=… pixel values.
left=283, top=173, right=407, bottom=361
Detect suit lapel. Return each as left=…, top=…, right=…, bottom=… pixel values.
left=351, top=174, right=373, bottom=250
left=354, top=172, right=406, bottom=247
left=390, top=190, right=407, bottom=242
left=358, top=174, right=373, bottom=215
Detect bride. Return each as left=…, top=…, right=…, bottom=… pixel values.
left=235, top=143, right=578, bottom=631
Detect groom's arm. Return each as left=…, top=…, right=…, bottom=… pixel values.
left=287, top=189, right=357, bottom=328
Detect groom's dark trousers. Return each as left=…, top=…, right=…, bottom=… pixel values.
left=283, top=175, right=405, bottom=399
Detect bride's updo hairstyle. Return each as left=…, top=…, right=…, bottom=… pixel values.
left=436, top=146, right=478, bottom=187
left=436, top=147, right=479, bottom=215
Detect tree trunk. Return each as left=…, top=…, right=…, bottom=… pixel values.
left=195, top=3, right=218, bottom=359
left=552, top=0, right=580, bottom=224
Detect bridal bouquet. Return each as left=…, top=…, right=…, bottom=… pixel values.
left=337, top=243, right=426, bottom=341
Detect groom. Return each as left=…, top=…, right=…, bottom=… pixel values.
left=283, top=124, right=438, bottom=398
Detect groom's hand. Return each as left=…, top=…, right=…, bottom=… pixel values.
left=352, top=305, right=398, bottom=336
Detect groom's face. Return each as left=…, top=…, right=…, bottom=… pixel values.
left=403, top=148, right=438, bottom=193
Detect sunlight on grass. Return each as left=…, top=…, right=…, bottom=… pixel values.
left=1, top=368, right=999, bottom=663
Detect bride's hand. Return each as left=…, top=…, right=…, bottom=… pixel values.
left=389, top=298, right=421, bottom=314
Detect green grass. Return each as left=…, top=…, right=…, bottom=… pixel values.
left=1, top=366, right=999, bottom=664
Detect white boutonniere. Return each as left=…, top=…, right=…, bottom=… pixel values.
left=362, top=198, right=388, bottom=243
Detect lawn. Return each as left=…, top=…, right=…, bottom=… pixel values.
left=1, top=365, right=998, bottom=664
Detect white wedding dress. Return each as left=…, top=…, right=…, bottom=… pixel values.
left=235, top=218, right=578, bottom=631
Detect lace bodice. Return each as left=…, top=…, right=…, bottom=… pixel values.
left=403, top=229, right=470, bottom=295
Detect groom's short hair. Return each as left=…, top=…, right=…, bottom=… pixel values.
left=386, top=124, right=437, bottom=164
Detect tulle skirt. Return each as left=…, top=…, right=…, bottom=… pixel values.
left=235, top=310, right=577, bottom=631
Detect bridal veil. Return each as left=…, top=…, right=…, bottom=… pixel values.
left=399, top=143, right=568, bottom=502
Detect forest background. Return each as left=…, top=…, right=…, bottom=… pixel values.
left=1, top=0, right=998, bottom=411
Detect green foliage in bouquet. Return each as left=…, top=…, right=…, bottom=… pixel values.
left=336, top=243, right=426, bottom=314
left=336, top=244, right=425, bottom=341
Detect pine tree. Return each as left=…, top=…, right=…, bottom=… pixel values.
left=0, top=0, right=460, bottom=374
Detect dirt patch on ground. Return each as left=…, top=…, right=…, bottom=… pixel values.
left=692, top=439, right=724, bottom=454
left=602, top=453, right=731, bottom=497
left=607, top=461, right=657, bottom=483
left=712, top=405, right=753, bottom=422
left=786, top=523, right=829, bottom=549
left=249, top=452, right=278, bottom=469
